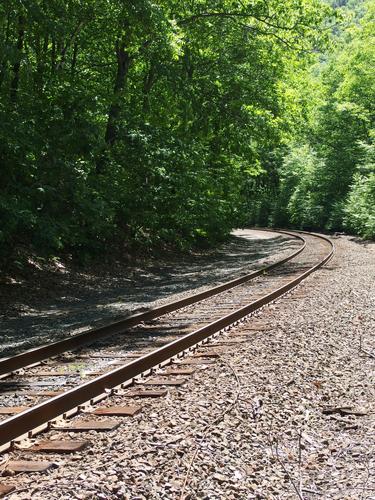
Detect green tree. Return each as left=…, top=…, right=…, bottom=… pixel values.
left=270, top=0, right=374, bottom=237
left=0, top=0, right=337, bottom=263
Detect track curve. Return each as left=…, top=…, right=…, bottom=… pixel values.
left=0, top=230, right=305, bottom=377
left=0, top=230, right=333, bottom=452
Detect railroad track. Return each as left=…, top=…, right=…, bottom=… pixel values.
left=0, top=229, right=333, bottom=496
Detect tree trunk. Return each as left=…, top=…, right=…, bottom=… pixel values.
left=10, top=14, right=25, bottom=103
left=104, top=39, right=131, bottom=146
left=51, top=38, right=56, bottom=73
left=142, top=62, right=157, bottom=114
left=0, top=12, right=11, bottom=86
left=71, top=42, right=78, bottom=76
left=95, top=39, right=131, bottom=174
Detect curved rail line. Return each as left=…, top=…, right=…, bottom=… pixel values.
left=0, top=230, right=333, bottom=452
left=0, top=230, right=305, bottom=377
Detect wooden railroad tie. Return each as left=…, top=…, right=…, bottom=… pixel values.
left=52, top=420, right=120, bottom=432
left=174, top=358, right=215, bottom=365
left=29, top=440, right=89, bottom=454
left=123, top=389, right=168, bottom=398
left=3, top=460, right=54, bottom=473
left=160, top=368, right=195, bottom=376
left=141, top=377, right=187, bottom=386
left=92, top=405, right=142, bottom=416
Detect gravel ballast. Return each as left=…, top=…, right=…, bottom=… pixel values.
left=1, top=234, right=374, bottom=499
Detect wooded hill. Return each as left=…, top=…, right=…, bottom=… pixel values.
left=0, top=1, right=374, bottom=265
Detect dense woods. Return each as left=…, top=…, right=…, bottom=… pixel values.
left=0, top=0, right=373, bottom=265
left=264, top=0, right=375, bottom=238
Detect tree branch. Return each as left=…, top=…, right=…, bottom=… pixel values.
left=56, top=19, right=87, bottom=71
left=178, top=11, right=306, bottom=32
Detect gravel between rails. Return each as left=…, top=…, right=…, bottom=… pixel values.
left=1, top=235, right=374, bottom=499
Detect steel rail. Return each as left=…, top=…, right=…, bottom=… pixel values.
left=0, top=230, right=305, bottom=376
left=0, top=231, right=333, bottom=450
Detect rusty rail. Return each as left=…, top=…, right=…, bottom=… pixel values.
left=0, top=230, right=333, bottom=450
left=0, top=230, right=305, bottom=376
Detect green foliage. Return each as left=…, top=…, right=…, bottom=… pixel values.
left=0, top=0, right=340, bottom=263
left=276, top=145, right=327, bottom=228
left=266, top=0, right=375, bottom=239
left=343, top=136, right=375, bottom=238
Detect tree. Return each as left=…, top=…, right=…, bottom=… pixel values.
left=269, top=0, right=374, bottom=236
left=0, top=0, right=338, bottom=263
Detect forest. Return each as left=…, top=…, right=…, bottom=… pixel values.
left=0, top=0, right=374, bottom=265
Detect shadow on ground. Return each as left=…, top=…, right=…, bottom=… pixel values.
left=0, top=230, right=299, bottom=357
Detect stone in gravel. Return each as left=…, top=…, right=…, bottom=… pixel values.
left=0, top=484, right=15, bottom=497
left=213, top=473, right=230, bottom=483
